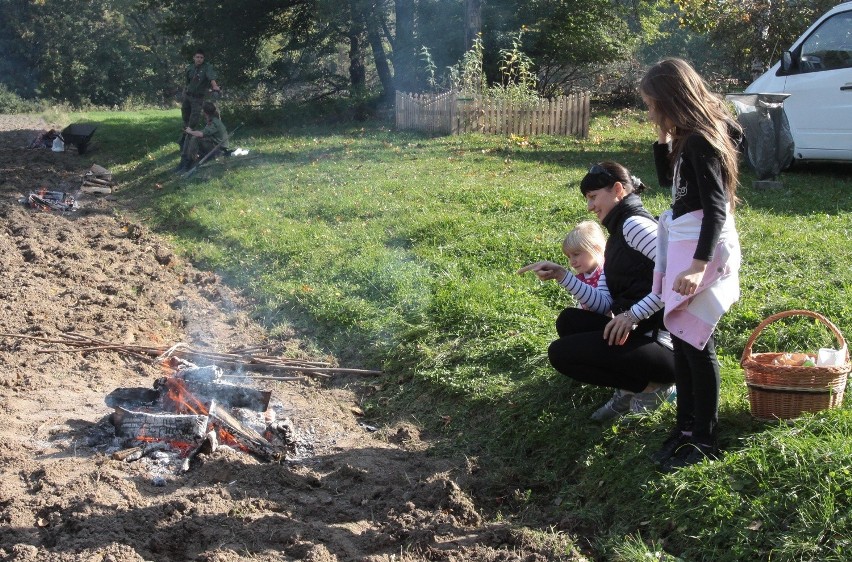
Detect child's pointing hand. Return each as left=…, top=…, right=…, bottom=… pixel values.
left=517, top=261, right=568, bottom=282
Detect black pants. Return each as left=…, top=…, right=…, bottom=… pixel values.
left=548, top=308, right=675, bottom=394
left=672, top=334, right=720, bottom=444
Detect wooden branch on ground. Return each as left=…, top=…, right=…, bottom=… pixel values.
left=0, top=332, right=382, bottom=377
left=82, top=176, right=115, bottom=186
left=80, top=184, right=113, bottom=194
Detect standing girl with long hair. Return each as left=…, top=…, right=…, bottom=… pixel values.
left=640, top=58, right=743, bottom=471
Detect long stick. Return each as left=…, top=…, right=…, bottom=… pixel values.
left=183, top=123, right=243, bottom=179
left=1, top=331, right=380, bottom=376
left=218, top=374, right=307, bottom=382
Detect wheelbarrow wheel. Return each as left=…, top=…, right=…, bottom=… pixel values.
left=77, top=142, right=89, bottom=155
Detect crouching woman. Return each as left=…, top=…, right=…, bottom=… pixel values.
left=521, top=162, right=676, bottom=422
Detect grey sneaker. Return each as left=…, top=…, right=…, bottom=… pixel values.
left=629, top=384, right=675, bottom=414
left=590, top=389, right=634, bottom=422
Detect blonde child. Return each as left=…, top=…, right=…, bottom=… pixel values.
left=562, top=221, right=606, bottom=307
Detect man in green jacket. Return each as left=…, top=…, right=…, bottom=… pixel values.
left=176, top=101, right=229, bottom=173
left=181, top=49, right=221, bottom=135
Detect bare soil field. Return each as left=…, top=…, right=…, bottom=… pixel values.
left=0, top=116, right=575, bottom=562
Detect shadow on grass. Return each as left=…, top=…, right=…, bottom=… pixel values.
left=76, top=112, right=180, bottom=166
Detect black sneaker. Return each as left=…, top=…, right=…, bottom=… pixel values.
left=660, top=442, right=719, bottom=473
left=649, top=427, right=691, bottom=466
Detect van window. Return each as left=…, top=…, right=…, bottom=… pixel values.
left=799, top=11, right=852, bottom=72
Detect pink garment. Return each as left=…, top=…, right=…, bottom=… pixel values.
left=653, top=209, right=741, bottom=350
left=575, top=266, right=602, bottom=310
left=576, top=266, right=602, bottom=288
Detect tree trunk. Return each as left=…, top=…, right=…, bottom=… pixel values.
left=366, top=13, right=393, bottom=101
left=348, top=33, right=365, bottom=91
left=464, top=0, right=481, bottom=52
left=348, top=2, right=365, bottom=93
left=393, top=0, right=416, bottom=93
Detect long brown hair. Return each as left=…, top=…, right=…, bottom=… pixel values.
left=640, top=58, right=741, bottom=208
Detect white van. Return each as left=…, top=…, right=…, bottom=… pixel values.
left=746, top=2, right=852, bottom=162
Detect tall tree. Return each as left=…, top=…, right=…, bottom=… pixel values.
left=675, top=0, right=840, bottom=79
left=0, top=0, right=182, bottom=105
left=394, top=0, right=417, bottom=93
left=464, top=0, right=481, bottom=52
left=348, top=0, right=367, bottom=93
left=484, top=0, right=631, bottom=95
left=364, top=7, right=394, bottom=99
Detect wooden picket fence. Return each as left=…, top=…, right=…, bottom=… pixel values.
left=395, top=90, right=590, bottom=137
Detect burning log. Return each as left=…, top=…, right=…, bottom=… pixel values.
left=159, top=377, right=271, bottom=411
left=103, top=364, right=286, bottom=466
left=209, top=402, right=278, bottom=461
left=112, top=406, right=208, bottom=444
left=27, top=191, right=79, bottom=212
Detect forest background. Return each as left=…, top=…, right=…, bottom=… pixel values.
left=0, top=0, right=843, bottom=111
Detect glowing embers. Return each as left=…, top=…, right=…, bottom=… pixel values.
left=106, top=365, right=285, bottom=468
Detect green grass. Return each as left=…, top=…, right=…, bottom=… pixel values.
left=77, top=105, right=852, bottom=561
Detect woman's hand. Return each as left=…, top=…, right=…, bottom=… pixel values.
left=656, top=125, right=671, bottom=145
left=517, top=261, right=568, bottom=283
left=672, top=259, right=707, bottom=296
left=603, top=313, right=636, bottom=346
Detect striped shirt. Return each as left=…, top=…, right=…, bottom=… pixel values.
left=559, top=215, right=664, bottom=319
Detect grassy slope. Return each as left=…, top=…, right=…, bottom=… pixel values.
left=83, top=106, right=852, bottom=561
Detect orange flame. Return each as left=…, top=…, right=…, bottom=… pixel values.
left=134, top=429, right=195, bottom=457
left=164, top=377, right=209, bottom=415
left=220, top=430, right=251, bottom=454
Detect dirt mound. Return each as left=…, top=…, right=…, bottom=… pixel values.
left=0, top=117, right=575, bottom=561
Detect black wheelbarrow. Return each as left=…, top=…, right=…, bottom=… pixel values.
left=61, top=123, right=98, bottom=154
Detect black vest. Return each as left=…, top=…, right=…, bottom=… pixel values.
left=601, top=194, right=664, bottom=331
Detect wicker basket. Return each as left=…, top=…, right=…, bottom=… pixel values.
left=741, top=310, right=850, bottom=421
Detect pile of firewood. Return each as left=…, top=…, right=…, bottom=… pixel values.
left=81, top=164, right=117, bottom=194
